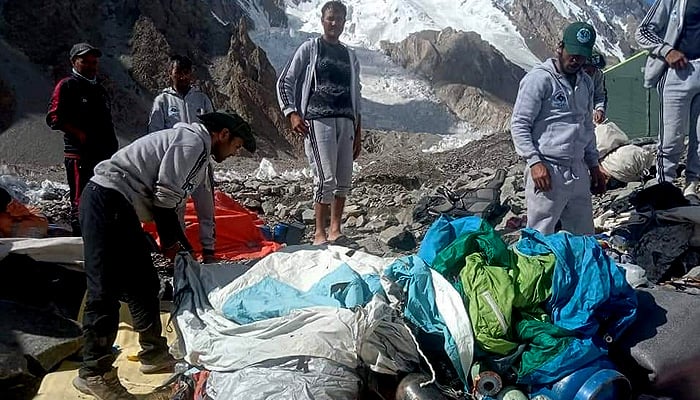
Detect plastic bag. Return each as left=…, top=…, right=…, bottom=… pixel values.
left=595, top=122, right=629, bottom=158
left=600, top=144, right=655, bottom=183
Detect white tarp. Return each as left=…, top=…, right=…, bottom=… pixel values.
left=0, top=237, right=83, bottom=270
left=173, top=246, right=421, bottom=375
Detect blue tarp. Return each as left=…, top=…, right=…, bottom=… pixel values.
left=384, top=255, right=468, bottom=386
left=223, top=263, right=384, bottom=324
left=417, top=214, right=482, bottom=266
left=515, top=229, right=638, bottom=340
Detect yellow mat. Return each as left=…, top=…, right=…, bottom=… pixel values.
left=34, top=303, right=178, bottom=399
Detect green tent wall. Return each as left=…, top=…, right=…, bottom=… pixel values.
left=604, top=51, right=659, bottom=139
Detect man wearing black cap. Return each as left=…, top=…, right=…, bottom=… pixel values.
left=511, top=22, right=607, bottom=235
left=73, top=112, right=254, bottom=399
left=46, top=42, right=118, bottom=237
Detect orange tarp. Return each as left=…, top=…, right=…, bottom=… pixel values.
left=145, top=191, right=281, bottom=261
left=0, top=200, right=49, bottom=238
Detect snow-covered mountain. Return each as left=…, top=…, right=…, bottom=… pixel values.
left=226, top=0, right=648, bottom=148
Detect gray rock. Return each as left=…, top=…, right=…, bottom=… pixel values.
left=262, top=201, right=277, bottom=215
left=287, top=184, right=301, bottom=196
left=345, top=216, right=358, bottom=227
left=364, top=218, right=389, bottom=232
left=357, top=237, right=391, bottom=256
left=242, top=198, right=262, bottom=209
left=301, top=209, right=315, bottom=224
left=355, top=215, right=366, bottom=227
left=345, top=205, right=364, bottom=217
left=244, top=180, right=262, bottom=190
left=379, top=226, right=417, bottom=251
left=0, top=300, right=83, bottom=374
left=357, top=198, right=371, bottom=207
left=258, top=185, right=275, bottom=196
left=481, top=167, right=496, bottom=176
left=395, top=208, right=414, bottom=225
left=275, top=204, right=289, bottom=219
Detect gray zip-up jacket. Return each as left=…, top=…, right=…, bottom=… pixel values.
left=91, top=122, right=211, bottom=224
left=636, top=0, right=688, bottom=88
left=511, top=59, right=598, bottom=169
left=592, top=69, right=607, bottom=113
left=148, top=87, right=216, bottom=251
left=148, top=87, right=214, bottom=133
left=276, top=37, right=362, bottom=124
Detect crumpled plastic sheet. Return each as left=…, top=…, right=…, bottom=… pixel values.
left=0, top=174, right=68, bottom=205
left=205, top=357, right=361, bottom=400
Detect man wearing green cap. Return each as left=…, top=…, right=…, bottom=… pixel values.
left=511, top=22, right=607, bottom=235
left=73, top=112, right=255, bottom=400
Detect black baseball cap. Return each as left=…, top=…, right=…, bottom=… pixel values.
left=198, top=112, right=256, bottom=153
left=70, top=43, right=102, bottom=61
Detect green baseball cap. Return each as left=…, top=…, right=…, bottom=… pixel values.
left=562, top=22, right=596, bottom=58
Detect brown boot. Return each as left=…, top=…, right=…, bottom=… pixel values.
left=72, top=368, right=136, bottom=400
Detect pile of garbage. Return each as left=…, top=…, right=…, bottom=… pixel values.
left=162, top=214, right=698, bottom=400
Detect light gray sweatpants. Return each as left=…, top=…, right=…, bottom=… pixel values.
left=525, top=161, right=594, bottom=235
left=657, top=60, right=700, bottom=183
left=305, top=117, right=355, bottom=204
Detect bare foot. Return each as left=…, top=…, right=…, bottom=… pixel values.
left=327, top=230, right=342, bottom=242
left=312, top=232, right=328, bottom=245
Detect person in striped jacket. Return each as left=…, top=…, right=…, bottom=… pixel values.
left=276, top=1, right=362, bottom=246
left=637, top=0, right=700, bottom=197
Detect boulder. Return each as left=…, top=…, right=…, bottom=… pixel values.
left=379, top=226, right=417, bottom=251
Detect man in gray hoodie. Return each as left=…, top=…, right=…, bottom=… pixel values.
left=511, top=22, right=607, bottom=235
left=276, top=1, right=362, bottom=246
left=636, top=0, right=700, bottom=196
left=148, top=55, right=217, bottom=263
left=73, top=112, right=255, bottom=400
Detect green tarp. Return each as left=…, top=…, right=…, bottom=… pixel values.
left=604, top=51, right=659, bottom=139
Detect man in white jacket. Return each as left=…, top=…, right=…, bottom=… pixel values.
left=276, top=1, right=362, bottom=246
left=148, top=55, right=217, bottom=262
left=74, top=112, right=254, bottom=400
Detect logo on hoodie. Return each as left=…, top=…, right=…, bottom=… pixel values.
left=168, top=106, right=180, bottom=117
left=551, top=90, right=568, bottom=109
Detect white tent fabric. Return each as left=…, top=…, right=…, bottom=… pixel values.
left=0, top=237, right=83, bottom=269
left=173, top=245, right=421, bottom=374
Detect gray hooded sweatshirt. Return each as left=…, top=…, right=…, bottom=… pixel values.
left=147, top=86, right=216, bottom=251
left=511, top=58, right=599, bottom=169
left=91, top=122, right=211, bottom=223
left=148, top=87, right=214, bottom=133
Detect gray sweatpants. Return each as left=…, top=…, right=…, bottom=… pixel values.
left=305, top=117, right=355, bottom=204
left=525, top=161, right=594, bottom=235
left=657, top=60, right=700, bottom=183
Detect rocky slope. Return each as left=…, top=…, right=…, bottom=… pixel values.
left=501, top=0, right=649, bottom=62
left=381, top=28, right=525, bottom=133
left=0, top=0, right=297, bottom=165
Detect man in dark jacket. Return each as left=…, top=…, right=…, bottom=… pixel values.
left=46, top=42, right=118, bottom=236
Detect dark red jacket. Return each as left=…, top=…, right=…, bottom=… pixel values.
left=46, top=72, right=118, bottom=163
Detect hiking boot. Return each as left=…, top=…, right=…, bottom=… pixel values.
left=72, top=369, right=136, bottom=400
left=684, top=181, right=699, bottom=198
left=139, top=352, right=176, bottom=374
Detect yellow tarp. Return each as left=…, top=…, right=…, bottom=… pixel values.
left=34, top=303, right=177, bottom=399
